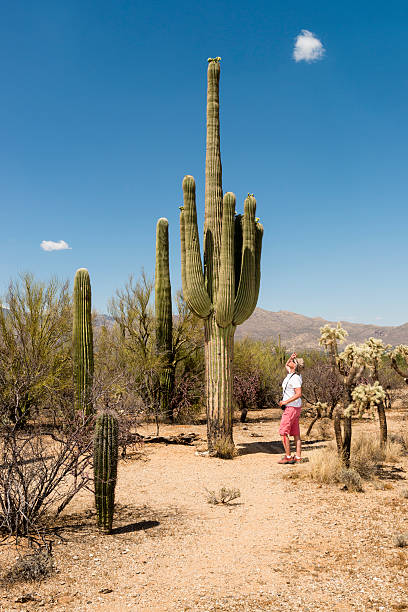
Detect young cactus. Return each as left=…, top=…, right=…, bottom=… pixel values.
left=155, top=218, right=174, bottom=421
left=73, top=268, right=94, bottom=417
left=180, top=59, right=263, bottom=454
left=93, top=410, right=119, bottom=534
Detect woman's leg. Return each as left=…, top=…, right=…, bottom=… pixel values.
left=294, top=434, right=301, bottom=458
left=281, top=434, right=291, bottom=457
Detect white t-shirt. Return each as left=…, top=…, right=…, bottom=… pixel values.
left=282, top=373, right=302, bottom=408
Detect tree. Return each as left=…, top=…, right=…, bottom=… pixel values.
left=108, top=274, right=204, bottom=431
left=0, top=274, right=72, bottom=425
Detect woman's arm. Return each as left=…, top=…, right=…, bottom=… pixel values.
left=285, top=352, right=297, bottom=373
left=279, top=387, right=302, bottom=407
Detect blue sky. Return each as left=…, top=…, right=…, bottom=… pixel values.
left=1, top=0, right=407, bottom=326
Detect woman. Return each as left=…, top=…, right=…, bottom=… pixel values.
left=278, top=352, right=304, bottom=464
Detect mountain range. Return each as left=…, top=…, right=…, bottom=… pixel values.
left=236, top=308, right=408, bottom=349
left=94, top=308, right=408, bottom=350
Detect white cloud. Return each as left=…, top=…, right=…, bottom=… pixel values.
left=40, top=240, right=71, bottom=252
left=293, top=29, right=325, bottom=63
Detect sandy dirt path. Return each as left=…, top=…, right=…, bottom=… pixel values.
left=1, top=411, right=408, bottom=611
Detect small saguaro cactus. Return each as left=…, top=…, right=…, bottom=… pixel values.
left=93, top=410, right=119, bottom=534
left=155, top=218, right=174, bottom=421
left=180, top=58, right=263, bottom=454
left=73, top=268, right=94, bottom=417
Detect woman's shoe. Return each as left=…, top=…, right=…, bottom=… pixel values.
left=278, top=455, right=295, bottom=464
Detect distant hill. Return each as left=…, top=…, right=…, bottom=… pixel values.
left=93, top=308, right=408, bottom=350
left=236, top=308, right=408, bottom=349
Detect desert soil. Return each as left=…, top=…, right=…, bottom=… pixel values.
left=1, top=409, right=408, bottom=612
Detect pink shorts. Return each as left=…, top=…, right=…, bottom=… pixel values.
left=279, top=406, right=301, bottom=437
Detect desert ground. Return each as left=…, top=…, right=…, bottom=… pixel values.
left=1, top=408, right=408, bottom=612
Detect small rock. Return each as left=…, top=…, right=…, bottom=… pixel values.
left=15, top=594, right=36, bottom=603
left=99, top=588, right=113, bottom=594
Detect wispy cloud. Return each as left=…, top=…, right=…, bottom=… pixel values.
left=40, top=240, right=71, bottom=252
left=293, top=29, right=325, bottom=63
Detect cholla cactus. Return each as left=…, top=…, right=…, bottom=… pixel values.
left=346, top=382, right=386, bottom=418
left=362, top=338, right=391, bottom=371
left=391, top=344, right=408, bottom=362
left=319, top=322, right=348, bottom=352
left=390, top=344, right=408, bottom=386
left=337, top=343, right=371, bottom=370
left=314, top=401, right=330, bottom=417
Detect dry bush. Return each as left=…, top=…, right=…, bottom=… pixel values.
left=317, top=417, right=333, bottom=440
left=206, top=487, right=241, bottom=505
left=1, top=544, right=54, bottom=585
left=338, top=468, right=363, bottom=492
left=213, top=438, right=237, bottom=459
left=394, top=533, right=408, bottom=548
left=0, top=417, right=93, bottom=537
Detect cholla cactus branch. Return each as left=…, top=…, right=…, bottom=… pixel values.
left=390, top=345, right=408, bottom=384
left=319, top=322, right=348, bottom=354
left=346, top=382, right=386, bottom=418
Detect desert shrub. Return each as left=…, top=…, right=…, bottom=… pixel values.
left=394, top=534, right=408, bottom=548
left=1, top=544, right=54, bottom=584
left=338, top=468, right=363, bottom=492
left=0, top=416, right=93, bottom=537
left=206, top=487, right=241, bottom=505
left=317, top=417, right=333, bottom=440
left=234, top=337, right=290, bottom=410
left=0, top=274, right=72, bottom=425
left=302, top=352, right=344, bottom=418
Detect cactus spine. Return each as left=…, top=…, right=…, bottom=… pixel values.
left=180, top=59, right=263, bottom=453
left=155, top=218, right=174, bottom=421
left=93, top=410, right=119, bottom=533
left=73, top=268, right=94, bottom=417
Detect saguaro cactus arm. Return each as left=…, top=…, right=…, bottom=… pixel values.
left=215, top=192, right=236, bottom=328
left=205, top=58, right=223, bottom=301
left=233, top=195, right=257, bottom=326
left=181, top=175, right=212, bottom=318
left=250, top=221, right=264, bottom=316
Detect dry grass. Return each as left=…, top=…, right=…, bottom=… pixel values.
left=298, top=432, right=401, bottom=491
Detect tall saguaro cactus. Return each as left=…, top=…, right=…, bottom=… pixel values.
left=73, top=268, right=94, bottom=417
left=180, top=59, right=263, bottom=453
left=93, top=410, right=119, bottom=533
left=155, top=218, right=174, bottom=421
